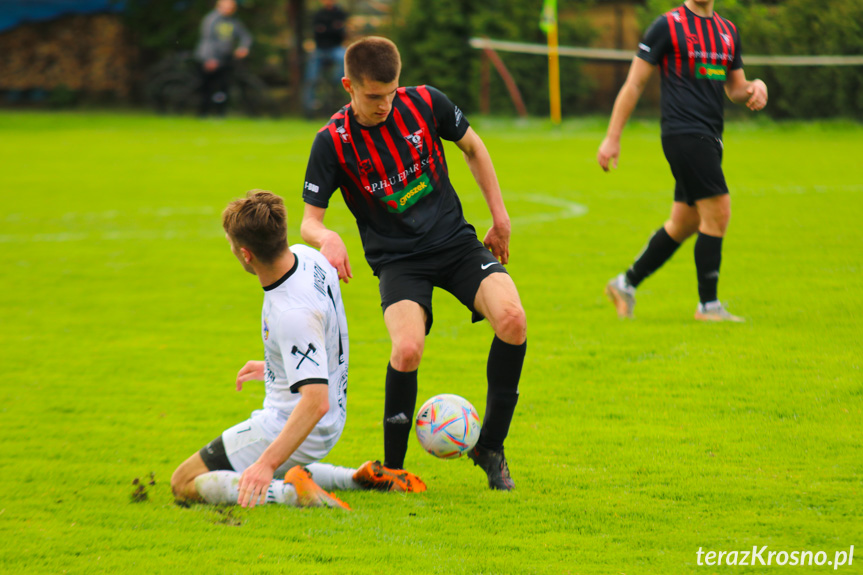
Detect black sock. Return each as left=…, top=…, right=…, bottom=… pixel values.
left=625, top=227, right=681, bottom=288
left=383, top=363, right=417, bottom=469
left=478, top=337, right=526, bottom=452
left=695, top=232, right=723, bottom=304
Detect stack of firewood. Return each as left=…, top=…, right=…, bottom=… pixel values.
left=0, top=14, right=136, bottom=98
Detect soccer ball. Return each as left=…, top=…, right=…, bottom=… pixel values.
left=415, top=394, right=481, bottom=459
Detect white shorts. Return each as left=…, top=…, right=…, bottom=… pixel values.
left=220, top=409, right=340, bottom=478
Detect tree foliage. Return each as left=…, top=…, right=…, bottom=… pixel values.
left=393, top=0, right=595, bottom=116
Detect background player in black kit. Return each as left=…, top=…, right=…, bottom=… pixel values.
left=598, top=0, right=767, bottom=322
left=300, top=36, right=526, bottom=490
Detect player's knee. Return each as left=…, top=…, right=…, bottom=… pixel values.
left=391, top=339, right=424, bottom=371
left=701, top=212, right=730, bottom=236
left=170, top=466, right=194, bottom=501
left=494, top=304, right=526, bottom=345
left=665, top=219, right=698, bottom=242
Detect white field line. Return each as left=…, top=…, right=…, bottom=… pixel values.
left=1, top=195, right=590, bottom=243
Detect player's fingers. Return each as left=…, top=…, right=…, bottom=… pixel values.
left=612, top=156, right=619, bottom=170
left=247, top=484, right=263, bottom=508
left=249, top=487, right=262, bottom=508
left=597, top=152, right=608, bottom=171
left=344, top=258, right=353, bottom=279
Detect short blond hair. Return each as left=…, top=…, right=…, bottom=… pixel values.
left=222, top=190, right=288, bottom=264
left=345, top=36, right=401, bottom=84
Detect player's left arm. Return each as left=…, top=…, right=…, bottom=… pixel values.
left=237, top=383, right=329, bottom=508
left=237, top=308, right=330, bottom=508
left=725, top=69, right=768, bottom=111
left=455, top=127, right=511, bottom=265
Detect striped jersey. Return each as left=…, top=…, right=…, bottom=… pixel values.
left=302, top=85, right=476, bottom=273
left=637, top=4, right=743, bottom=138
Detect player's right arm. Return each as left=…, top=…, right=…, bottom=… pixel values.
left=598, top=15, right=668, bottom=172
left=301, top=129, right=352, bottom=283
left=300, top=205, right=353, bottom=283
left=238, top=383, right=329, bottom=508
left=597, top=56, right=654, bottom=172
left=238, top=307, right=332, bottom=508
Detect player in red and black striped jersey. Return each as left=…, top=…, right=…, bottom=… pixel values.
left=597, top=0, right=767, bottom=322
left=300, top=37, right=526, bottom=490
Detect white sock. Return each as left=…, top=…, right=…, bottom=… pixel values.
left=195, top=471, right=299, bottom=506
left=195, top=471, right=240, bottom=504
left=305, top=463, right=361, bottom=491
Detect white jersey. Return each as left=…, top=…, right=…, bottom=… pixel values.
left=259, top=244, right=349, bottom=455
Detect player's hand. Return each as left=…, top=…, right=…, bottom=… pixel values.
left=746, top=79, right=768, bottom=111
left=320, top=232, right=353, bottom=284
left=597, top=137, right=620, bottom=172
left=236, top=360, right=265, bottom=391
left=238, top=461, right=275, bottom=508
left=234, top=47, right=249, bottom=59
left=483, top=221, right=511, bottom=265
left=204, top=59, right=219, bottom=72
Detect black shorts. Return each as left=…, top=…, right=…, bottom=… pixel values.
left=198, top=435, right=234, bottom=472
left=662, top=133, right=729, bottom=206
left=377, top=237, right=508, bottom=334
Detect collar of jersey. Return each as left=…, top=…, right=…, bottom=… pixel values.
left=262, top=251, right=299, bottom=292
left=348, top=105, right=391, bottom=130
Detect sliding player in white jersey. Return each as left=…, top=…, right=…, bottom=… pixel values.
left=171, top=190, right=425, bottom=510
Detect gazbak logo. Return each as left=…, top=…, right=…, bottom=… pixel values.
left=696, top=63, right=727, bottom=80
left=379, top=174, right=434, bottom=214
left=399, top=180, right=427, bottom=206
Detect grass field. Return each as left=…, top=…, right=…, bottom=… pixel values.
left=0, top=111, right=861, bottom=574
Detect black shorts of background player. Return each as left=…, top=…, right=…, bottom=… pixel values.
left=597, top=0, right=768, bottom=322
left=300, top=36, right=526, bottom=490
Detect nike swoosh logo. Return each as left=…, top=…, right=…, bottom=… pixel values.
left=481, top=262, right=500, bottom=270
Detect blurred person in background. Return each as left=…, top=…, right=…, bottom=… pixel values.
left=303, top=0, right=348, bottom=116
left=195, top=0, right=253, bottom=117
left=598, top=0, right=767, bottom=322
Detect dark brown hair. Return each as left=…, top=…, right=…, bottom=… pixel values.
left=222, top=190, right=288, bottom=264
left=345, top=36, right=401, bottom=84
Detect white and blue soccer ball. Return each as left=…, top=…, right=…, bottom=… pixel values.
left=415, top=394, right=481, bottom=459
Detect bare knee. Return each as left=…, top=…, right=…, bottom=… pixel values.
left=171, top=467, right=192, bottom=501
left=696, top=196, right=731, bottom=236
left=171, top=455, right=207, bottom=502
left=665, top=219, right=699, bottom=242
left=493, top=305, right=527, bottom=345
left=390, top=338, right=424, bottom=371
left=699, top=209, right=730, bottom=236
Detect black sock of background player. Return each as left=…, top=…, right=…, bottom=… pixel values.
left=625, top=227, right=681, bottom=288
left=477, top=337, right=526, bottom=452
left=382, top=363, right=417, bottom=469
left=695, top=232, right=723, bottom=304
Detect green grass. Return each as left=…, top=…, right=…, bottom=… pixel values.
left=0, top=112, right=861, bottom=574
